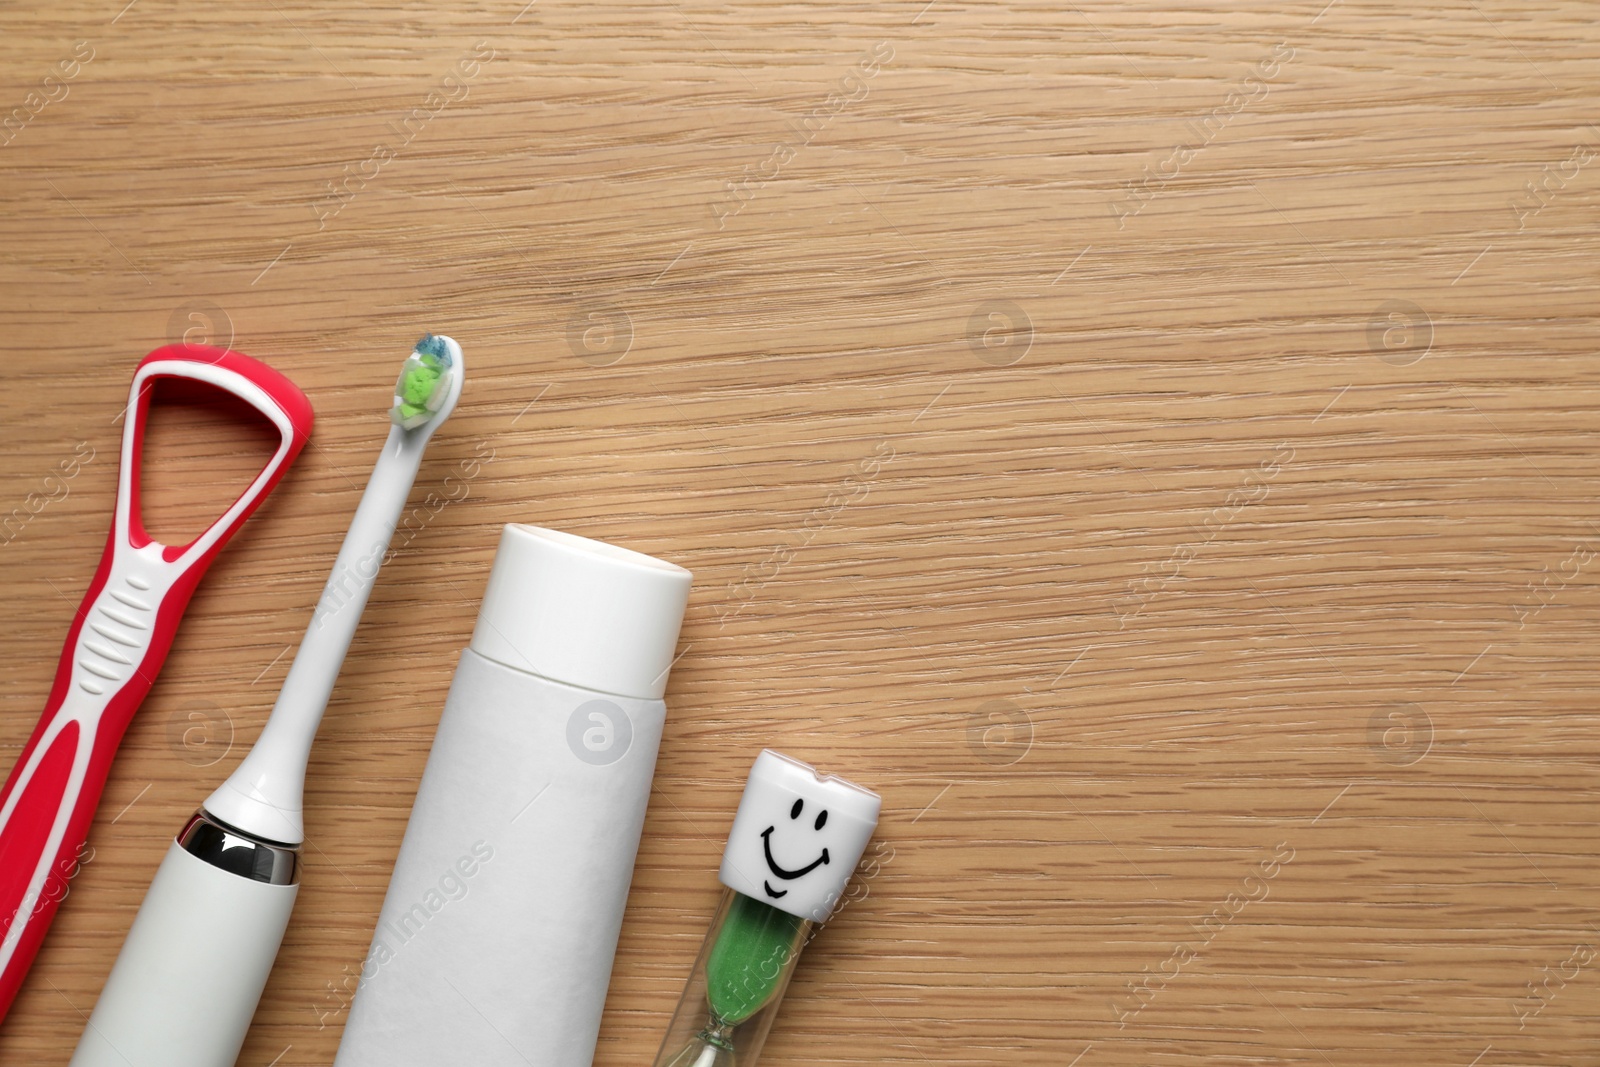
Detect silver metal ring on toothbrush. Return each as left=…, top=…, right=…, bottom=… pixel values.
left=177, top=810, right=300, bottom=886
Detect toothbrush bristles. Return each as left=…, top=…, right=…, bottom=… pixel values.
left=391, top=335, right=455, bottom=428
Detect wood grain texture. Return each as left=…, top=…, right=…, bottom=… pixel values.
left=1, top=1, right=1597, bottom=1064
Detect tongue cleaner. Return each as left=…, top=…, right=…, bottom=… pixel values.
left=0, top=345, right=313, bottom=1022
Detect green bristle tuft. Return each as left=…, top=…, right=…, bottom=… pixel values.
left=399, top=364, right=441, bottom=406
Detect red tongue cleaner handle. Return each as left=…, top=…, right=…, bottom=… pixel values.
left=0, top=344, right=313, bottom=1021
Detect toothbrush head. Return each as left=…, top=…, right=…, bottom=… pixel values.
left=391, top=333, right=464, bottom=431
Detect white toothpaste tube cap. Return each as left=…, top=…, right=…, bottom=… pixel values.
left=470, top=524, right=692, bottom=701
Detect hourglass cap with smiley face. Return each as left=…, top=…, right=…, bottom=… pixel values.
left=719, top=750, right=881, bottom=923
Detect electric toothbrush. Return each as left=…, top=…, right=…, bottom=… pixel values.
left=71, top=335, right=464, bottom=1067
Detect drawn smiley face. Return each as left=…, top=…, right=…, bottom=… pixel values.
left=759, top=797, right=832, bottom=899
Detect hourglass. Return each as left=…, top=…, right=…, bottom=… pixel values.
left=650, top=751, right=881, bottom=1067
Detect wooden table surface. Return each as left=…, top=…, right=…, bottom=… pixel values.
left=2, top=2, right=1597, bottom=1064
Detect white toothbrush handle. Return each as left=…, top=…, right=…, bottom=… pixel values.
left=71, top=842, right=297, bottom=1067
left=206, top=425, right=425, bottom=844
left=277, top=425, right=424, bottom=719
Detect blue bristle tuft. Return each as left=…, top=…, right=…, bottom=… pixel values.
left=414, top=334, right=452, bottom=364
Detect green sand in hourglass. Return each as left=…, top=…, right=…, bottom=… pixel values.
left=705, top=893, right=806, bottom=1026
left=657, top=891, right=810, bottom=1067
